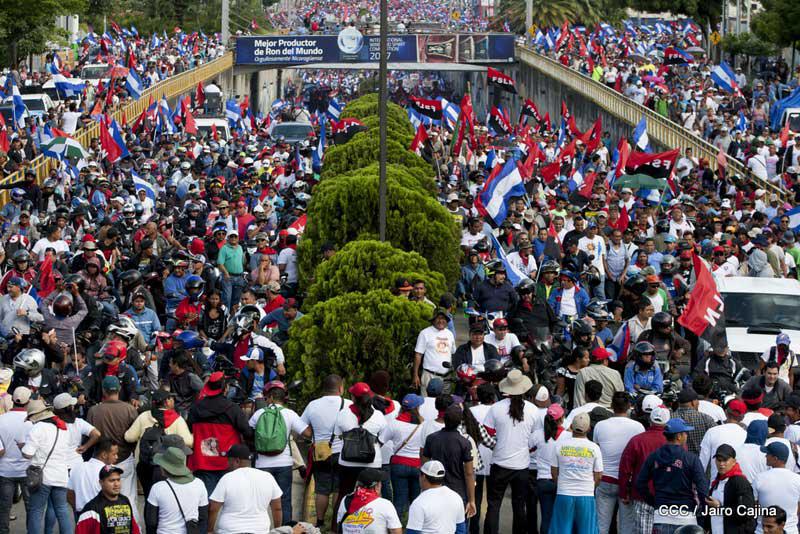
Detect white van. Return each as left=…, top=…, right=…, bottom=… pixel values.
left=20, top=94, right=56, bottom=120
left=780, top=107, right=800, bottom=134
left=195, top=118, right=230, bottom=145
left=716, top=277, right=800, bottom=370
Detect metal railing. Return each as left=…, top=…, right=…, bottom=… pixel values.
left=517, top=45, right=785, bottom=200
left=0, top=51, right=234, bottom=203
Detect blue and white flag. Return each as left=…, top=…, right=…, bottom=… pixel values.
left=109, top=119, right=130, bottom=160
left=125, top=69, right=144, bottom=100
left=312, top=116, right=326, bottom=172
left=441, top=98, right=460, bottom=131
left=734, top=110, right=749, bottom=132
left=327, top=98, right=342, bottom=121
left=150, top=33, right=161, bottom=50
left=632, top=116, right=651, bottom=152
left=53, top=74, right=85, bottom=98
left=488, top=233, right=527, bottom=287
left=4, top=76, right=28, bottom=128
left=132, top=171, right=157, bottom=202
left=485, top=149, right=497, bottom=171
left=476, top=158, right=526, bottom=227
left=710, top=61, right=742, bottom=96
left=225, top=99, right=241, bottom=127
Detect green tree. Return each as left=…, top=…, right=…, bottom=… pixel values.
left=0, top=0, right=87, bottom=67
left=305, top=240, right=447, bottom=306
left=721, top=32, right=777, bottom=65
left=752, top=0, right=800, bottom=48
left=286, top=290, right=431, bottom=402
left=298, top=168, right=462, bottom=286
left=321, top=136, right=434, bottom=185
left=497, top=0, right=604, bottom=33
left=341, top=94, right=414, bottom=140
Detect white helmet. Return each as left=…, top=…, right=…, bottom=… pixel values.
left=234, top=304, right=265, bottom=332
left=13, top=349, right=45, bottom=377
left=108, top=315, right=140, bottom=341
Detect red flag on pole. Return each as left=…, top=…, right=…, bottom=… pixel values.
left=409, top=124, right=429, bottom=152
left=195, top=83, right=205, bottom=109
left=0, top=114, right=9, bottom=153
left=618, top=205, right=630, bottom=232
left=678, top=254, right=727, bottom=345
left=182, top=97, right=197, bottom=134
left=100, top=118, right=122, bottom=163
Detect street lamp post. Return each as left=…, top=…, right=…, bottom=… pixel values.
left=378, top=0, right=388, bottom=241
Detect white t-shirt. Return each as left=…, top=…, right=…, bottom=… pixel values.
left=698, top=400, right=726, bottom=424
left=384, top=418, right=424, bottom=461
left=0, top=410, right=31, bottom=478
left=753, top=467, right=800, bottom=533
left=64, top=418, right=96, bottom=470
left=710, top=477, right=727, bottom=534
left=592, top=417, right=645, bottom=479
left=334, top=409, right=387, bottom=468
left=417, top=420, right=444, bottom=452
left=407, top=485, right=465, bottom=534
left=699, top=423, right=747, bottom=480
left=419, top=398, right=437, bottom=426
left=577, top=235, right=606, bottom=274
left=61, top=111, right=81, bottom=134
left=484, top=399, right=540, bottom=470
left=276, top=247, right=297, bottom=284
left=301, top=395, right=352, bottom=454
left=563, top=402, right=601, bottom=430
left=209, top=467, right=282, bottom=534
left=67, top=457, right=105, bottom=511
left=249, top=405, right=308, bottom=468
left=742, top=411, right=768, bottom=429
left=32, top=238, right=70, bottom=261
left=414, top=326, right=456, bottom=374
left=532, top=430, right=572, bottom=479
left=559, top=287, right=577, bottom=317
left=549, top=436, right=603, bottom=497
left=21, top=421, right=71, bottom=487
left=734, top=443, right=768, bottom=483
left=336, top=496, right=402, bottom=534
left=469, top=404, right=493, bottom=477
left=484, top=332, right=521, bottom=363
left=147, top=478, right=209, bottom=534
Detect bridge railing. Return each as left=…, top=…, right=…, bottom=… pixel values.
left=0, top=51, right=234, bottom=204
left=517, top=45, right=785, bottom=200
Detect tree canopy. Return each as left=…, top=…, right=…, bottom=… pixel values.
left=752, top=0, right=800, bottom=48
left=0, top=0, right=87, bottom=66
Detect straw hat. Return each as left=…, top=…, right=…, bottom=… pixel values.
left=498, top=369, right=533, bottom=396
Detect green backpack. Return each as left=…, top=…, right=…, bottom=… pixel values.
left=254, top=404, right=288, bottom=456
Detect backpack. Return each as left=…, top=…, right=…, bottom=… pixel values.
left=254, top=405, right=288, bottom=456
left=340, top=425, right=377, bottom=464
left=139, top=423, right=165, bottom=465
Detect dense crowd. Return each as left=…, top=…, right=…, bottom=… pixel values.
left=1, top=16, right=800, bottom=534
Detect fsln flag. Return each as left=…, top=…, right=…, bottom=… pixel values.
left=487, top=67, right=517, bottom=94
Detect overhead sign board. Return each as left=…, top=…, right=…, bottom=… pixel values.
left=235, top=30, right=515, bottom=66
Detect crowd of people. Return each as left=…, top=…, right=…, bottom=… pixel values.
left=1, top=13, right=800, bottom=534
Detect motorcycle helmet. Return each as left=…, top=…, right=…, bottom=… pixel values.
left=581, top=269, right=601, bottom=288
left=457, top=364, right=477, bottom=383
left=10, top=188, right=25, bottom=202
left=109, top=316, right=140, bottom=341
left=480, top=359, right=507, bottom=382
left=122, top=204, right=136, bottom=219
left=13, top=349, right=45, bottom=376
left=235, top=304, right=265, bottom=331
left=185, top=275, right=205, bottom=301
left=102, top=339, right=128, bottom=362
left=119, top=270, right=143, bottom=290
left=571, top=319, right=593, bottom=338
left=12, top=249, right=31, bottom=266
left=633, top=341, right=656, bottom=360
left=651, top=311, right=673, bottom=331
left=175, top=330, right=204, bottom=350
left=540, top=260, right=560, bottom=274
left=655, top=219, right=670, bottom=234
left=473, top=241, right=490, bottom=253
left=517, top=278, right=536, bottom=295
left=586, top=300, right=611, bottom=321
left=53, top=295, right=74, bottom=317
left=64, top=274, right=86, bottom=293
left=623, top=274, right=648, bottom=296
left=660, top=255, right=678, bottom=275
left=485, top=259, right=506, bottom=276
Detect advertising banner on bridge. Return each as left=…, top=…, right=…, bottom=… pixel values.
left=235, top=30, right=515, bottom=66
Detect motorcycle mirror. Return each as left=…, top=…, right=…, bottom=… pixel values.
left=286, top=379, right=304, bottom=391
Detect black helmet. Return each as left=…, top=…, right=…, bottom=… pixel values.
left=623, top=274, right=647, bottom=296
left=540, top=260, right=560, bottom=274
left=473, top=241, right=490, bottom=253
left=510, top=345, right=530, bottom=366
left=586, top=299, right=610, bottom=320
left=655, top=219, right=670, bottom=234
left=481, top=359, right=507, bottom=382
left=571, top=319, right=593, bottom=337
left=485, top=259, right=505, bottom=274
left=12, top=249, right=30, bottom=264
left=633, top=341, right=656, bottom=357
left=582, top=269, right=601, bottom=287
left=119, top=270, right=143, bottom=289
left=64, top=274, right=86, bottom=293
left=517, top=278, right=536, bottom=295
left=673, top=526, right=705, bottom=534
left=652, top=311, right=673, bottom=330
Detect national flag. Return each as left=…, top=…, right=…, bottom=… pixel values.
left=132, top=107, right=148, bottom=133
left=182, top=97, right=197, bottom=134
left=475, top=158, right=527, bottom=226
left=289, top=214, right=307, bottom=235
left=132, top=171, right=157, bottom=202
left=488, top=233, right=528, bottom=286
left=580, top=116, right=602, bottom=153
left=99, top=118, right=123, bottom=163
left=110, top=20, right=123, bottom=35
left=624, top=148, right=680, bottom=179
left=710, top=61, right=742, bottom=96
left=327, top=97, right=342, bottom=121
left=409, top=123, right=429, bottom=152
left=332, top=118, right=367, bottom=144
left=613, top=137, right=630, bottom=179
left=577, top=171, right=596, bottom=198
left=4, top=77, right=28, bottom=128
left=225, top=98, right=241, bottom=127
left=541, top=139, right=576, bottom=185
left=519, top=144, right=543, bottom=182
left=125, top=69, right=143, bottom=100
left=632, top=116, right=651, bottom=152
left=312, top=116, right=326, bottom=172
left=487, top=67, right=517, bottom=94
left=488, top=106, right=511, bottom=136
left=734, top=110, right=748, bottom=133
left=150, top=33, right=161, bottom=50
left=663, top=46, right=694, bottom=65
left=521, top=98, right=542, bottom=123
left=108, top=118, right=130, bottom=160
left=540, top=112, right=551, bottom=133
left=408, top=108, right=435, bottom=129
left=53, top=74, right=85, bottom=99
left=441, top=98, right=460, bottom=131
left=678, top=253, right=727, bottom=348
left=608, top=322, right=631, bottom=362
left=195, top=83, right=205, bottom=109
left=409, top=96, right=442, bottom=120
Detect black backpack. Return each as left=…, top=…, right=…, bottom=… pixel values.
left=139, top=423, right=165, bottom=465
left=340, top=425, right=376, bottom=464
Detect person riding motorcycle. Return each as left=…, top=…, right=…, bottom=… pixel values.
left=623, top=341, right=664, bottom=395
left=0, top=249, right=37, bottom=294
left=637, top=312, right=692, bottom=374
left=508, top=278, right=557, bottom=344
left=82, top=339, right=140, bottom=406
left=64, top=273, right=103, bottom=344
left=117, top=269, right=156, bottom=313
left=9, top=348, right=61, bottom=403
left=693, top=344, right=741, bottom=395
left=659, top=255, right=689, bottom=313
left=473, top=260, right=518, bottom=314
left=175, top=275, right=205, bottom=329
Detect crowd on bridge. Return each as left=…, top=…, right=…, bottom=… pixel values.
left=2, top=14, right=800, bottom=534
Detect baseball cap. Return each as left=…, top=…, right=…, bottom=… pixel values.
left=777, top=333, right=791, bottom=346
left=99, top=465, right=124, bottom=480
left=650, top=406, right=671, bottom=425
left=426, top=378, right=444, bottom=396
left=151, top=390, right=176, bottom=403
left=761, top=441, right=790, bottom=463
left=535, top=385, right=549, bottom=402
left=768, top=413, right=787, bottom=434
left=664, top=417, right=694, bottom=435
left=572, top=413, right=591, bottom=433
left=642, top=394, right=663, bottom=413
left=402, top=393, right=424, bottom=410
left=420, top=460, right=446, bottom=478
left=226, top=443, right=252, bottom=460
left=547, top=403, right=565, bottom=420
left=102, top=376, right=121, bottom=392
left=726, top=399, right=747, bottom=417
left=12, top=386, right=32, bottom=405
left=348, top=382, right=373, bottom=398
left=713, top=443, right=737, bottom=460
left=357, top=468, right=389, bottom=487
left=678, top=388, right=698, bottom=404
left=266, top=280, right=281, bottom=293
left=591, top=347, right=610, bottom=361
left=53, top=393, right=77, bottom=410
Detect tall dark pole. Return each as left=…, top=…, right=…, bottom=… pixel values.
left=378, top=0, right=388, bottom=241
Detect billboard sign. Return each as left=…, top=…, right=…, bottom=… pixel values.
left=235, top=30, right=515, bottom=66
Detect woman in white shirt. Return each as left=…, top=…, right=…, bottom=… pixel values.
left=384, top=394, right=425, bottom=517
left=530, top=403, right=571, bottom=534
left=333, top=382, right=388, bottom=519
left=482, top=370, right=538, bottom=534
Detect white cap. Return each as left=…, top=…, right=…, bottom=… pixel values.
left=621, top=187, right=633, bottom=194
left=253, top=204, right=265, bottom=213
left=720, top=199, right=732, bottom=209
left=642, top=394, right=663, bottom=413
left=534, top=386, right=549, bottom=402
left=420, top=460, right=446, bottom=478
left=447, top=192, right=460, bottom=202
left=650, top=406, right=671, bottom=425
left=227, top=230, right=239, bottom=238
left=53, top=392, right=78, bottom=410
left=12, top=386, right=32, bottom=405
left=754, top=189, right=765, bottom=197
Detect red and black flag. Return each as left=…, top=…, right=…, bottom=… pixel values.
left=663, top=46, right=695, bottom=66
left=624, top=148, right=680, bottom=179
left=488, top=106, right=512, bottom=136
left=409, top=96, right=442, bottom=120
left=520, top=98, right=542, bottom=123
left=487, top=67, right=517, bottom=94
left=540, top=139, right=576, bottom=185
left=678, top=253, right=728, bottom=349
left=331, top=118, right=367, bottom=144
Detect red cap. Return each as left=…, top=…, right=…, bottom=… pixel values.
left=493, top=318, right=509, bottom=329
left=200, top=371, right=226, bottom=398
left=263, top=380, right=287, bottom=393
left=727, top=399, right=747, bottom=416
left=82, top=234, right=96, bottom=242
left=237, top=200, right=246, bottom=208
left=348, top=382, right=373, bottom=398
left=713, top=246, right=725, bottom=254
left=680, top=250, right=692, bottom=260
left=591, top=347, right=610, bottom=361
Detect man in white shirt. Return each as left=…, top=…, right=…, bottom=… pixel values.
left=699, top=399, right=749, bottom=481
left=0, top=387, right=32, bottom=534
left=753, top=442, right=800, bottom=534
left=208, top=444, right=283, bottom=534
left=31, top=225, right=70, bottom=261
left=484, top=318, right=521, bottom=364
left=506, top=242, right=537, bottom=280
left=249, top=381, right=311, bottom=525
left=300, top=374, right=352, bottom=527
left=406, top=460, right=466, bottom=534
left=413, top=308, right=456, bottom=394
left=549, top=413, right=603, bottom=534
left=336, top=468, right=402, bottom=534
left=66, top=437, right=119, bottom=513
left=577, top=222, right=607, bottom=298
left=146, top=447, right=209, bottom=533
left=592, top=392, right=645, bottom=533
left=692, top=375, right=727, bottom=424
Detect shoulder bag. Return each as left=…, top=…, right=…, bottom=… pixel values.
left=25, top=426, right=59, bottom=493
left=165, top=480, right=200, bottom=534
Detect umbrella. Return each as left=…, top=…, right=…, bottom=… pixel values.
left=41, top=137, right=90, bottom=160
left=627, top=53, right=647, bottom=63
left=105, top=65, right=129, bottom=78
left=687, top=46, right=706, bottom=55
left=613, top=174, right=669, bottom=190
left=642, top=75, right=665, bottom=83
